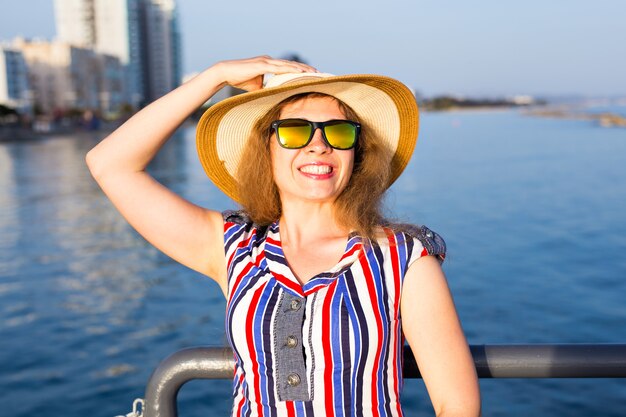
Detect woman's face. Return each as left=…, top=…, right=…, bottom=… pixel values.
left=270, top=96, right=355, bottom=206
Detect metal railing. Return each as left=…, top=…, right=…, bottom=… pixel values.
left=143, top=344, right=626, bottom=417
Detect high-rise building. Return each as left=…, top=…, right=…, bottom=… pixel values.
left=142, top=0, right=181, bottom=102
left=0, top=46, right=32, bottom=115
left=53, top=0, right=181, bottom=107
left=54, top=0, right=97, bottom=48
left=93, top=0, right=144, bottom=106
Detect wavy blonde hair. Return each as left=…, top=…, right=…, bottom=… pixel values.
left=236, top=92, right=393, bottom=239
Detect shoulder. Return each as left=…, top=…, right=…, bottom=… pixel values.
left=222, top=209, right=267, bottom=234
left=405, top=224, right=446, bottom=262
left=383, top=223, right=446, bottom=264
left=222, top=209, right=252, bottom=226
left=222, top=209, right=271, bottom=250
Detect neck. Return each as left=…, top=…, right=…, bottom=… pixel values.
left=279, top=200, right=350, bottom=247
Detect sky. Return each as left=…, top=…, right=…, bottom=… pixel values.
left=1, top=0, right=625, bottom=97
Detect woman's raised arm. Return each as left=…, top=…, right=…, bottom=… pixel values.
left=86, top=57, right=316, bottom=294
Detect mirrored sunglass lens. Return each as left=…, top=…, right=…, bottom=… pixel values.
left=324, top=121, right=356, bottom=149
left=277, top=121, right=312, bottom=148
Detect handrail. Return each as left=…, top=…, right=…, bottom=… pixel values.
left=143, top=344, right=626, bottom=417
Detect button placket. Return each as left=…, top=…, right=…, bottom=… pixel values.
left=274, top=292, right=309, bottom=401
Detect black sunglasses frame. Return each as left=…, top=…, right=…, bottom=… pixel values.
left=270, top=118, right=361, bottom=150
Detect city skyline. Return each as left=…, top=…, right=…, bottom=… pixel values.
left=0, top=0, right=183, bottom=116
left=1, top=0, right=625, bottom=97
left=53, top=0, right=181, bottom=104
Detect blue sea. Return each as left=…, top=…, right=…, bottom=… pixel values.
left=1, top=107, right=625, bottom=416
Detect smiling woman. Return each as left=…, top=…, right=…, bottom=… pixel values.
left=85, top=56, right=481, bottom=417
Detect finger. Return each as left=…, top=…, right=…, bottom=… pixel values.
left=265, top=59, right=318, bottom=74
left=272, top=58, right=316, bottom=72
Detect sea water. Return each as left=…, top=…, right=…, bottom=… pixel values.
left=1, top=108, right=625, bottom=416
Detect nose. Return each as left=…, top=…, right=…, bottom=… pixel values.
left=305, top=127, right=330, bottom=153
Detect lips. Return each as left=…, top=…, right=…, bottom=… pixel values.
left=297, top=163, right=335, bottom=179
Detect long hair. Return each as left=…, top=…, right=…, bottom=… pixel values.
left=236, top=92, right=393, bottom=239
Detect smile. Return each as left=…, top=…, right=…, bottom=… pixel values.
left=299, top=165, right=333, bottom=175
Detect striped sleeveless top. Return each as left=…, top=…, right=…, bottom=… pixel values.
left=223, top=211, right=446, bottom=417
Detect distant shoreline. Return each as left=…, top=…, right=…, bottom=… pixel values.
left=421, top=106, right=519, bottom=113
left=522, top=108, right=626, bottom=128
left=420, top=104, right=626, bottom=128
left=3, top=106, right=624, bottom=143
left=0, top=124, right=116, bottom=143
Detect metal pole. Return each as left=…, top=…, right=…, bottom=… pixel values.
left=144, top=347, right=234, bottom=417
left=402, top=344, right=626, bottom=378
left=143, top=344, right=626, bottom=417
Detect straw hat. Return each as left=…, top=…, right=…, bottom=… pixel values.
left=196, top=72, right=419, bottom=202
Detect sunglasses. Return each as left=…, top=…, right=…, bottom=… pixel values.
left=270, top=118, right=361, bottom=150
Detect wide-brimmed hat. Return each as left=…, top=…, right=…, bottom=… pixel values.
left=196, top=72, right=419, bottom=202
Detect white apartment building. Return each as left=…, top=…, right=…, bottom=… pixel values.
left=14, top=38, right=124, bottom=116
left=0, top=46, right=32, bottom=115
left=54, top=0, right=143, bottom=107
left=54, top=0, right=181, bottom=107
left=54, top=0, right=97, bottom=48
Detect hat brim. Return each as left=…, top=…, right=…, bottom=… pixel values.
left=196, top=74, right=419, bottom=203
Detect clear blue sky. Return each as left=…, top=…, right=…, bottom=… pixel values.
left=1, top=0, right=625, bottom=97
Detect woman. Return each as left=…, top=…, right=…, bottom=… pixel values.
left=86, top=56, right=480, bottom=416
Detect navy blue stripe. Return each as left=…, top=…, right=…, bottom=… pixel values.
left=227, top=269, right=263, bottom=374
left=343, top=269, right=368, bottom=417
left=225, top=223, right=246, bottom=254
left=264, top=250, right=289, bottom=265
left=262, top=283, right=280, bottom=417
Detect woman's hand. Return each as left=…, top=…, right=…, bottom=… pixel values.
left=212, top=56, right=318, bottom=92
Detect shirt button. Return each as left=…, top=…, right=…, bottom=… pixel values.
left=287, top=373, right=301, bottom=387
left=290, top=299, right=301, bottom=311
left=286, top=335, right=298, bottom=348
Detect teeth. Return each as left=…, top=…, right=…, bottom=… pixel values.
left=300, top=165, right=332, bottom=175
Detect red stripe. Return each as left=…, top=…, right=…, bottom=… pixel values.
left=339, top=241, right=362, bottom=261
left=420, top=247, right=428, bottom=257
left=227, top=250, right=236, bottom=271
left=271, top=271, right=304, bottom=296
left=245, top=285, right=266, bottom=417
left=237, top=230, right=254, bottom=252
left=254, top=251, right=264, bottom=268
left=235, top=372, right=246, bottom=417
left=225, top=226, right=255, bottom=299
left=386, top=230, right=403, bottom=417
left=285, top=401, right=296, bottom=417
left=359, top=254, right=382, bottom=417
left=224, top=222, right=237, bottom=269
left=228, top=262, right=254, bottom=304
left=322, top=280, right=339, bottom=414
left=303, top=283, right=327, bottom=297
